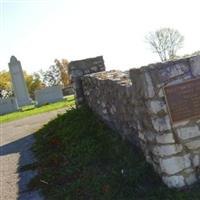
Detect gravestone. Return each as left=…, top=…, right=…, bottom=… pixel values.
left=34, top=85, right=63, bottom=106
left=0, top=97, right=19, bottom=115
left=8, top=56, right=32, bottom=107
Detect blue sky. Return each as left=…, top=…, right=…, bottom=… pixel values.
left=1, top=0, right=200, bottom=73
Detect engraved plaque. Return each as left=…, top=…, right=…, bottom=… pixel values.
left=164, top=78, right=200, bottom=123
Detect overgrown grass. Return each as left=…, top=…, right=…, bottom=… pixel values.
left=30, top=106, right=200, bottom=200
left=0, top=95, right=75, bottom=123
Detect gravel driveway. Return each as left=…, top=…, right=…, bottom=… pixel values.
left=0, top=108, right=67, bottom=200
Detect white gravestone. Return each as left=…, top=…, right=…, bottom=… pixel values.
left=8, top=56, right=32, bottom=107
left=35, top=85, right=63, bottom=106
left=0, top=97, right=19, bottom=115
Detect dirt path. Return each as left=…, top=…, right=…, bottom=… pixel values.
left=0, top=108, right=68, bottom=200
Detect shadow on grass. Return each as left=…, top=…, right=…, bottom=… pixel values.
left=0, top=134, right=43, bottom=200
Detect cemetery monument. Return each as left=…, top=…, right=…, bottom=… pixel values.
left=34, top=85, right=63, bottom=106
left=8, top=56, right=32, bottom=107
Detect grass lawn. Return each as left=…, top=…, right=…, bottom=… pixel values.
left=0, top=95, right=75, bottom=123
left=27, top=106, right=200, bottom=200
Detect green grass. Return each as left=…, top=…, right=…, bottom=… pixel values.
left=0, top=95, right=75, bottom=123
left=29, top=106, right=200, bottom=200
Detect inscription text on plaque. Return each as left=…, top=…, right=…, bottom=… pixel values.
left=164, top=78, right=200, bottom=123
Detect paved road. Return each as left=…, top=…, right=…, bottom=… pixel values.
left=0, top=108, right=67, bottom=200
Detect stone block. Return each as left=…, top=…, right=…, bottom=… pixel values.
left=176, top=126, right=200, bottom=140
left=144, top=131, right=155, bottom=142
left=185, top=173, right=197, bottom=185
left=71, top=69, right=83, bottom=78
left=147, top=100, right=167, bottom=114
left=192, top=154, right=200, bottom=167
left=159, top=154, right=191, bottom=175
left=156, top=133, right=175, bottom=144
left=159, top=62, right=189, bottom=82
left=162, top=175, right=185, bottom=188
left=153, top=144, right=183, bottom=157
left=144, top=72, right=155, bottom=98
left=185, top=139, right=200, bottom=150
left=158, top=88, right=164, bottom=98
left=151, top=116, right=171, bottom=132
left=138, top=131, right=145, bottom=141
left=189, top=55, right=200, bottom=76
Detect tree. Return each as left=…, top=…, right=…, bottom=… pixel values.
left=0, top=70, right=12, bottom=98
left=40, top=65, right=61, bottom=87
left=55, top=59, right=71, bottom=87
left=24, top=72, right=44, bottom=99
left=41, top=59, right=71, bottom=87
left=146, top=28, right=184, bottom=61
left=0, top=70, right=44, bottom=99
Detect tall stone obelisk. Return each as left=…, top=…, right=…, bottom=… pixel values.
left=8, top=56, right=32, bottom=107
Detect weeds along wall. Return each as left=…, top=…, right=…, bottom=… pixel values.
left=69, top=55, right=200, bottom=189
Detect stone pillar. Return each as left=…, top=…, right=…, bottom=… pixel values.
left=68, top=56, right=105, bottom=107
left=8, top=56, right=32, bottom=107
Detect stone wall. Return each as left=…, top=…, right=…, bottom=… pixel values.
left=129, top=56, right=200, bottom=188
left=82, top=70, right=139, bottom=146
left=69, top=55, right=200, bottom=188
left=68, top=56, right=105, bottom=106
left=62, top=85, right=74, bottom=96
left=0, top=97, right=19, bottom=115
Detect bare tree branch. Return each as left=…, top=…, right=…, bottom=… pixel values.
left=145, top=28, right=184, bottom=61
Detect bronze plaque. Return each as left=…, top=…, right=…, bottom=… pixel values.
left=164, top=78, right=200, bottom=123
